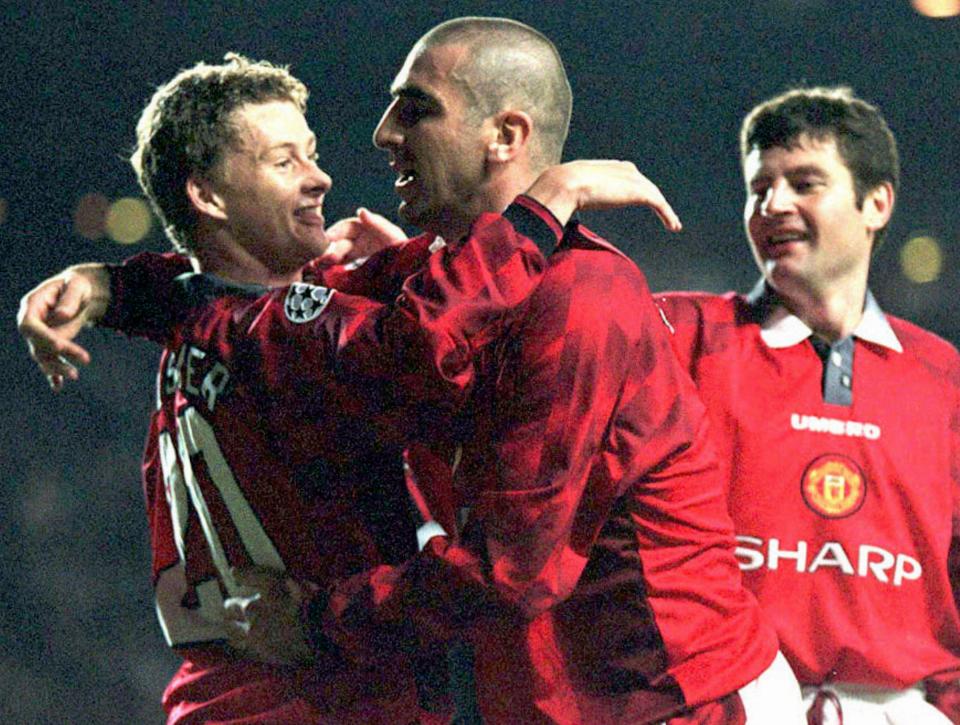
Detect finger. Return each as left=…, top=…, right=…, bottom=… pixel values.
left=316, top=240, right=352, bottom=266
left=223, top=616, right=251, bottom=650
left=324, top=217, right=361, bottom=242
left=649, top=196, right=682, bottom=233
left=630, top=176, right=682, bottom=233
left=47, top=279, right=88, bottom=325
left=17, top=279, right=64, bottom=326
left=356, top=208, right=407, bottom=245
left=28, top=331, right=92, bottom=369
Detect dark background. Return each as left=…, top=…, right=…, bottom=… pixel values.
left=2, top=1, right=957, bottom=722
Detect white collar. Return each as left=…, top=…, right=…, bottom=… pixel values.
left=752, top=283, right=902, bottom=352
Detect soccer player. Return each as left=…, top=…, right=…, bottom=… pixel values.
left=20, top=18, right=804, bottom=725
left=657, top=87, right=960, bottom=723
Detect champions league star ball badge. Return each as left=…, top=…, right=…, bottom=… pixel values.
left=284, top=283, right=335, bottom=323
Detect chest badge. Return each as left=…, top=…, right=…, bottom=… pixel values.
left=801, top=454, right=866, bottom=518
left=284, top=283, right=334, bottom=323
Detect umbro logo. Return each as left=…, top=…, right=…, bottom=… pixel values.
left=284, top=283, right=334, bottom=324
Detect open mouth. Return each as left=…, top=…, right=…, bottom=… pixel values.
left=768, top=232, right=808, bottom=246
left=395, top=169, right=417, bottom=188
left=294, top=205, right=325, bottom=225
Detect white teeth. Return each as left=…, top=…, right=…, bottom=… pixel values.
left=770, top=233, right=805, bottom=243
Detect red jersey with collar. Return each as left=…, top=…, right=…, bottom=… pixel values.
left=657, top=290, right=960, bottom=699
left=103, top=207, right=550, bottom=724
left=318, top=205, right=779, bottom=724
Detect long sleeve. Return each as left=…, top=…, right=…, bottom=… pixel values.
left=925, top=357, right=960, bottom=720
left=319, top=232, right=761, bottom=689
left=98, top=198, right=558, bottom=421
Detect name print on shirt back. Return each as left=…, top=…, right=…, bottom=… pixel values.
left=162, top=343, right=232, bottom=414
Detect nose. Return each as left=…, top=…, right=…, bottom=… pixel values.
left=760, top=180, right=795, bottom=217
left=373, top=99, right=400, bottom=149
left=303, top=159, right=332, bottom=195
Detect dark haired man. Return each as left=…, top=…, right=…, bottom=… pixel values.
left=658, top=86, right=960, bottom=723
left=19, top=18, right=804, bottom=725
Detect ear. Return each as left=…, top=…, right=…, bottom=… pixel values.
left=485, top=110, right=533, bottom=164
left=863, top=181, right=894, bottom=235
left=185, top=175, right=228, bottom=222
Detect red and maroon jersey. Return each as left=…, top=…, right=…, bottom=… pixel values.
left=103, top=203, right=551, bottom=723
left=127, top=284, right=426, bottom=723
left=317, top=206, right=779, bottom=724
left=658, top=287, right=960, bottom=700
left=107, top=198, right=778, bottom=724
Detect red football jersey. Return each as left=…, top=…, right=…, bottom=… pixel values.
left=103, top=204, right=550, bottom=723
left=658, top=288, right=960, bottom=702
left=317, top=203, right=780, bottom=724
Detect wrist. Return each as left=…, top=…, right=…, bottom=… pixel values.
left=67, top=263, right=111, bottom=324
left=524, top=166, right=579, bottom=227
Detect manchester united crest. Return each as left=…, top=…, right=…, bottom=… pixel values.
left=801, top=454, right=866, bottom=518
left=284, top=283, right=334, bottom=323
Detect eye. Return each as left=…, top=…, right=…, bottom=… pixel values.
left=396, top=98, right=432, bottom=128
left=274, top=158, right=293, bottom=169
left=793, top=179, right=821, bottom=194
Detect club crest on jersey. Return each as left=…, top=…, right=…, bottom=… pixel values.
left=801, top=454, right=866, bottom=518
left=284, top=283, right=334, bottom=324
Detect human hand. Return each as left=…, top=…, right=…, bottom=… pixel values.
left=319, top=207, right=408, bottom=266
left=223, top=566, right=316, bottom=667
left=525, top=160, right=682, bottom=232
left=16, top=264, right=110, bottom=391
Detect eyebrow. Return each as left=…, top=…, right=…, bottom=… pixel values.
left=391, top=85, right=439, bottom=106
left=748, top=163, right=829, bottom=186
left=261, top=134, right=317, bottom=156
left=784, top=164, right=828, bottom=177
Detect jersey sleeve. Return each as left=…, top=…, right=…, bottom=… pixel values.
left=926, top=353, right=960, bottom=718
left=322, top=197, right=558, bottom=417
left=101, top=251, right=194, bottom=344
left=100, top=198, right=557, bottom=419
left=315, top=245, right=750, bottom=672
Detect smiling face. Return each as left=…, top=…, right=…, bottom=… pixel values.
left=373, top=42, right=494, bottom=240
left=207, top=100, right=332, bottom=276
left=743, top=134, right=892, bottom=300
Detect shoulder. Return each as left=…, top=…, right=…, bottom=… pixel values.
left=885, top=313, right=960, bottom=374
left=654, top=290, right=746, bottom=330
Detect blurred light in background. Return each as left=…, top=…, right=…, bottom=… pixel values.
left=900, top=233, right=944, bottom=283
left=73, top=192, right=110, bottom=239
left=911, top=0, right=960, bottom=17
left=105, top=197, right=152, bottom=244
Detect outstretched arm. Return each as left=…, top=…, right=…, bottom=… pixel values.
left=526, top=159, right=681, bottom=232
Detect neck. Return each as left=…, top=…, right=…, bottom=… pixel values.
left=191, top=230, right=303, bottom=288
left=776, top=276, right=869, bottom=342
left=435, top=166, right=539, bottom=242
